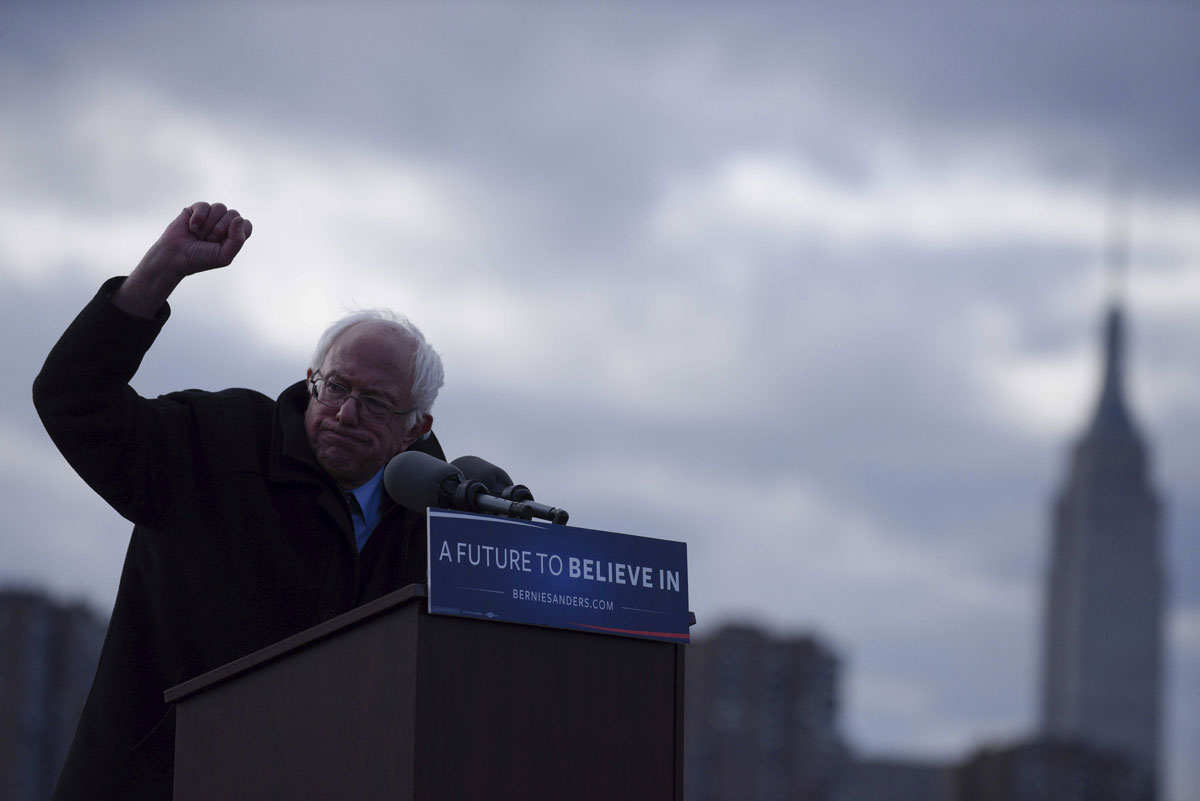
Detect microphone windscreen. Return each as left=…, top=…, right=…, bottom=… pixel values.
left=451, top=455, right=514, bottom=495
left=384, top=450, right=460, bottom=511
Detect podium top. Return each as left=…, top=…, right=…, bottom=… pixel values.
left=164, top=584, right=427, bottom=704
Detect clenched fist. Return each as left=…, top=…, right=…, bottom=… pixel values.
left=152, top=202, right=253, bottom=277
left=114, top=202, right=253, bottom=318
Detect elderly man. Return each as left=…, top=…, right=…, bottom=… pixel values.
left=33, top=202, right=445, bottom=800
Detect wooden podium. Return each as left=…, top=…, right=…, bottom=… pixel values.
left=165, top=584, right=685, bottom=800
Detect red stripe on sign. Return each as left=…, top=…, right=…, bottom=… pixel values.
left=570, top=622, right=689, bottom=640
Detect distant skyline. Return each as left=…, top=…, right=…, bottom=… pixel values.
left=1, top=3, right=1197, bottom=799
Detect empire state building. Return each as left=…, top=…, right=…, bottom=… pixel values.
left=1039, top=299, right=1164, bottom=791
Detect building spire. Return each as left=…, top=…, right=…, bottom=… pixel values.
left=1091, top=177, right=1134, bottom=434
left=1039, top=172, right=1162, bottom=787
left=1094, top=305, right=1129, bottom=428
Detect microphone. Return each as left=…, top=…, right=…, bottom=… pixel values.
left=451, top=455, right=570, bottom=525
left=384, top=451, right=532, bottom=519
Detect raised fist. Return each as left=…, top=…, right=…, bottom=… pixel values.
left=115, top=202, right=254, bottom=318
left=141, top=202, right=253, bottom=280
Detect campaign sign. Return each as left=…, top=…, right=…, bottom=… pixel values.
left=427, top=509, right=689, bottom=643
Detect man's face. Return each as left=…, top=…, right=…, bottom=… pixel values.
left=304, top=322, right=431, bottom=490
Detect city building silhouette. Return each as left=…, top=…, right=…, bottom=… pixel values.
left=684, top=624, right=842, bottom=801
left=1038, top=295, right=1164, bottom=794
left=0, top=588, right=105, bottom=801
left=957, top=739, right=1153, bottom=801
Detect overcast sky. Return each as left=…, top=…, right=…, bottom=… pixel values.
left=2, top=2, right=1198, bottom=798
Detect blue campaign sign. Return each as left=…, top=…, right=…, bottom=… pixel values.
left=426, top=509, right=689, bottom=643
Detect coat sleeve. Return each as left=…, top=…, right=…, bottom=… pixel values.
left=32, top=277, right=208, bottom=530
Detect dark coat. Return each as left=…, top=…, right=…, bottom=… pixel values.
left=33, top=279, right=444, bottom=801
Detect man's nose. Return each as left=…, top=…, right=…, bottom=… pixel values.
left=336, top=394, right=362, bottom=424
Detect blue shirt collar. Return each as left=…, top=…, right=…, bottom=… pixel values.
left=346, top=466, right=387, bottom=552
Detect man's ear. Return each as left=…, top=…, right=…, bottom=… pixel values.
left=404, top=414, right=434, bottom=449
left=306, top=368, right=314, bottom=381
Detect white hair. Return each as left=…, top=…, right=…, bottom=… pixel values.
left=309, top=309, right=444, bottom=431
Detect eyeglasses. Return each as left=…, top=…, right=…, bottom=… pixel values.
left=308, top=374, right=416, bottom=424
